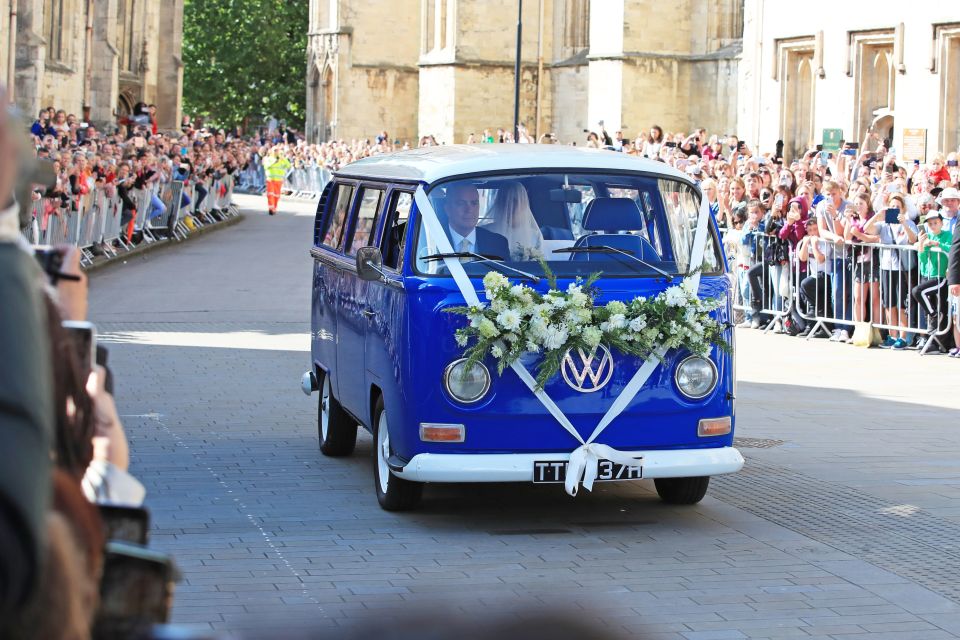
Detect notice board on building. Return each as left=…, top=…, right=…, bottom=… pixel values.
left=901, top=129, right=927, bottom=164
left=821, top=129, right=844, bottom=152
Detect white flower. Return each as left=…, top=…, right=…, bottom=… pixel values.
left=478, top=318, right=499, bottom=339
left=549, top=295, right=568, bottom=309
left=455, top=332, right=468, bottom=347
left=681, top=278, right=698, bottom=296
left=526, top=340, right=540, bottom=353
left=469, top=314, right=483, bottom=328
left=608, top=313, right=627, bottom=330
left=490, top=298, right=507, bottom=313
left=605, top=300, right=627, bottom=315
left=491, top=344, right=504, bottom=358
left=510, top=284, right=526, bottom=297
left=664, top=286, right=687, bottom=307
left=629, top=316, right=647, bottom=332
left=543, top=325, right=569, bottom=350
left=483, top=271, right=509, bottom=292
left=583, top=326, right=602, bottom=347
left=496, top=309, right=521, bottom=331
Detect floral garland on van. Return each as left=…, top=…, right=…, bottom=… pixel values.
left=446, top=265, right=730, bottom=390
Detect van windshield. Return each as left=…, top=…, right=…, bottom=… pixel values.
left=414, top=172, right=723, bottom=278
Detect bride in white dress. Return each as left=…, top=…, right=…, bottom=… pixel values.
left=484, top=182, right=544, bottom=260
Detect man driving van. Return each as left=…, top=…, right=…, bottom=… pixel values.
left=444, top=183, right=510, bottom=259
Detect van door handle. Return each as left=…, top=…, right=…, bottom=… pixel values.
left=362, top=309, right=375, bottom=319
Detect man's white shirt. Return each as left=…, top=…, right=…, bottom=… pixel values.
left=448, top=226, right=477, bottom=254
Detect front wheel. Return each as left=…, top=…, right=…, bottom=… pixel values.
left=318, top=372, right=357, bottom=457
left=372, top=396, right=422, bottom=511
left=654, top=476, right=710, bottom=505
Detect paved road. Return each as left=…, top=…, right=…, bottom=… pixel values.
left=90, top=194, right=960, bottom=639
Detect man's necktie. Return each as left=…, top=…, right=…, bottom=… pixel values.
left=459, top=238, right=471, bottom=253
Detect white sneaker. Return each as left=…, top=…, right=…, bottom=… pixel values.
left=839, top=330, right=851, bottom=343
left=829, top=330, right=841, bottom=342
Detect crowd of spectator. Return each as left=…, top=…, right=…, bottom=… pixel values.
left=25, top=101, right=960, bottom=354
left=28, top=104, right=255, bottom=246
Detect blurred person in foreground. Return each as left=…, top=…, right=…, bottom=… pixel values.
left=0, top=89, right=54, bottom=617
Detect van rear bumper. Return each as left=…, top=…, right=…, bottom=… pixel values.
left=392, top=446, right=744, bottom=483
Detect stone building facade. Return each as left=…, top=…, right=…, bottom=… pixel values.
left=3, top=0, right=184, bottom=130
left=738, top=0, right=960, bottom=162
left=306, top=0, right=744, bottom=145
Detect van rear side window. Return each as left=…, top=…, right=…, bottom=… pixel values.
left=345, top=188, right=384, bottom=256
left=321, top=183, right=355, bottom=249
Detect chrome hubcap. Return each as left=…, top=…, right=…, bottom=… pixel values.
left=377, top=410, right=390, bottom=494
left=320, top=378, right=330, bottom=441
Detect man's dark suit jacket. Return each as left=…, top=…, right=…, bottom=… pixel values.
left=949, top=221, right=960, bottom=286
left=447, top=225, right=511, bottom=260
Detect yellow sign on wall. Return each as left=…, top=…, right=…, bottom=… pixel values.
left=901, top=129, right=927, bottom=164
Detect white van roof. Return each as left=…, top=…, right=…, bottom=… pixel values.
left=334, top=144, right=691, bottom=184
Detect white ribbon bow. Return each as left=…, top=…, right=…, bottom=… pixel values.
left=413, top=185, right=713, bottom=497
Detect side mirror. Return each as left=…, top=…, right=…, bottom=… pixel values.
left=356, top=246, right=386, bottom=281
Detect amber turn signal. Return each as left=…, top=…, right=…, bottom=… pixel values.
left=419, top=423, right=465, bottom=442
left=698, top=417, right=731, bottom=437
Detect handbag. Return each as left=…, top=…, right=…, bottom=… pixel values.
left=851, top=321, right=882, bottom=348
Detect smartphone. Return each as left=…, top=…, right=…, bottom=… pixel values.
left=774, top=194, right=784, bottom=209
left=664, top=141, right=677, bottom=148
left=948, top=160, right=959, bottom=167
left=33, top=245, right=64, bottom=282
left=99, top=505, right=150, bottom=544
left=914, top=159, right=921, bottom=166
left=815, top=144, right=823, bottom=152
left=885, top=182, right=900, bottom=194
left=884, top=208, right=900, bottom=224
left=93, top=542, right=177, bottom=638
left=848, top=142, right=860, bottom=150
left=843, top=148, right=857, bottom=156
left=819, top=151, right=829, bottom=166
left=62, top=320, right=96, bottom=373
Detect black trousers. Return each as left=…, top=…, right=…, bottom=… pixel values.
left=747, top=262, right=770, bottom=316
left=800, top=273, right=833, bottom=332
left=910, top=277, right=949, bottom=333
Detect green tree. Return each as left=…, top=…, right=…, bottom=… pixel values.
left=182, top=0, right=308, bottom=131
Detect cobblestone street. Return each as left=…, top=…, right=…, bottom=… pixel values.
left=89, top=194, right=960, bottom=639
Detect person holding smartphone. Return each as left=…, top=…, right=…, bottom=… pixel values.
left=863, top=194, right=918, bottom=348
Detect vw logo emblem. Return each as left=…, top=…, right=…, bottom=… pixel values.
left=561, top=344, right=614, bottom=393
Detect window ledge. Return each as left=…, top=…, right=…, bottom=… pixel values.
left=45, top=60, right=76, bottom=74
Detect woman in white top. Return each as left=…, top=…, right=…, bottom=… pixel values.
left=485, top=182, right=544, bottom=261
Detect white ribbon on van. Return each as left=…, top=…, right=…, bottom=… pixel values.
left=413, top=187, right=712, bottom=496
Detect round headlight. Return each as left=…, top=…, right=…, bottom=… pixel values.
left=443, top=359, right=491, bottom=404
left=675, top=356, right=718, bottom=400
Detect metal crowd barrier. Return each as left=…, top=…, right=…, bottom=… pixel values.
left=723, top=225, right=955, bottom=355
left=283, top=163, right=330, bottom=199
left=25, top=178, right=235, bottom=265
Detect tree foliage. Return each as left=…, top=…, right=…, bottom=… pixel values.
left=182, top=0, right=308, bottom=131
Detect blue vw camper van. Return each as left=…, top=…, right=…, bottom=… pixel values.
left=304, top=145, right=742, bottom=510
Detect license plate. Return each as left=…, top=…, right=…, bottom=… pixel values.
left=532, top=459, right=643, bottom=483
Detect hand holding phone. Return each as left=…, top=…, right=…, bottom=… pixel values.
left=884, top=208, right=900, bottom=225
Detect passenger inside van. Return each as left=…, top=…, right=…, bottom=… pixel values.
left=483, top=183, right=544, bottom=260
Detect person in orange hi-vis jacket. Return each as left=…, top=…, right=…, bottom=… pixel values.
left=262, top=147, right=292, bottom=215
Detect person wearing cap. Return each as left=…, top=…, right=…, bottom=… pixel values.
left=911, top=210, right=953, bottom=348
left=936, top=187, right=959, bottom=234
left=686, top=163, right=703, bottom=186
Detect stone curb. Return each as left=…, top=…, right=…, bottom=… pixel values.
left=84, top=213, right=246, bottom=275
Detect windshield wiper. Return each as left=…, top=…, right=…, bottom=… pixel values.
left=421, top=252, right=541, bottom=283
left=554, top=246, right=673, bottom=279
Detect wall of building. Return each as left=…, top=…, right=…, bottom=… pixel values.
left=738, top=0, right=960, bottom=161
left=308, top=0, right=744, bottom=145
left=11, top=0, right=183, bottom=130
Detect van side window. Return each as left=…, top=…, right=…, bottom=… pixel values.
left=345, top=187, right=384, bottom=256
left=321, top=183, right=354, bottom=249
left=381, top=191, right=412, bottom=270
